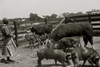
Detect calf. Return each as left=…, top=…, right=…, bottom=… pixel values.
left=57, top=37, right=79, bottom=52
left=71, top=47, right=100, bottom=67
left=25, top=34, right=35, bottom=48
left=39, top=34, right=47, bottom=45
left=37, top=48, right=70, bottom=67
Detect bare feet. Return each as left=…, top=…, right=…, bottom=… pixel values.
left=0, top=59, right=10, bottom=64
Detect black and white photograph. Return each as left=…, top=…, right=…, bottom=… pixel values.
left=0, top=0, right=100, bottom=67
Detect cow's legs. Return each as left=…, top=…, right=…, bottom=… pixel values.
left=82, top=59, right=87, bottom=67
left=83, top=36, right=88, bottom=47
left=71, top=53, right=79, bottom=67
left=88, top=36, right=94, bottom=49
left=87, top=58, right=95, bottom=66
left=54, top=59, right=57, bottom=65
left=73, top=58, right=79, bottom=67
left=32, top=41, right=35, bottom=47
left=96, top=59, right=100, bottom=67
left=84, top=31, right=93, bottom=48
left=80, top=37, right=88, bottom=53
left=66, top=55, right=71, bottom=65
left=37, top=58, right=43, bottom=67
left=29, top=41, right=32, bottom=48
left=63, top=47, right=66, bottom=52
left=85, top=33, right=93, bottom=48
left=58, top=60, right=66, bottom=67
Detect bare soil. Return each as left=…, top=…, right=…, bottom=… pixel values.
left=0, top=36, right=100, bottom=67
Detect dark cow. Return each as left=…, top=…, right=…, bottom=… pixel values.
left=37, top=48, right=70, bottom=67
left=50, top=22, right=93, bottom=47
left=57, top=37, right=80, bottom=52
left=30, top=24, right=53, bottom=35
left=30, top=24, right=53, bottom=46
left=71, top=47, right=100, bottom=67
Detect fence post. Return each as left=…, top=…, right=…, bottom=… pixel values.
left=65, top=17, right=67, bottom=24
left=88, top=13, right=92, bottom=23
left=44, top=18, right=47, bottom=24
left=13, top=21, right=18, bottom=47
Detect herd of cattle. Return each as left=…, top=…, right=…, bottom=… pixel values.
left=24, top=21, right=100, bottom=67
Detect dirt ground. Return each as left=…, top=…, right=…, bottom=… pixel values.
left=0, top=36, right=100, bottom=67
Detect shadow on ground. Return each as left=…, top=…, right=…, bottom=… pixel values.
left=36, top=64, right=96, bottom=67
left=36, top=64, right=63, bottom=67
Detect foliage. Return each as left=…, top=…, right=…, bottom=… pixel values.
left=51, top=14, right=57, bottom=18
left=42, top=15, right=51, bottom=19
left=29, top=13, right=43, bottom=21
left=62, top=12, right=69, bottom=17
left=42, top=14, right=57, bottom=20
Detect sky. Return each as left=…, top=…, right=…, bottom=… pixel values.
left=0, top=0, right=100, bottom=19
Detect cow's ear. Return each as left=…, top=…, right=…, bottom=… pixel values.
left=94, top=55, right=100, bottom=60
left=96, top=58, right=100, bottom=66
left=69, top=39, right=76, bottom=44
left=66, top=55, right=70, bottom=59
left=96, top=58, right=99, bottom=61
left=91, top=55, right=100, bottom=64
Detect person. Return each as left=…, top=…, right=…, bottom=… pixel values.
left=45, top=35, right=54, bottom=48
left=0, top=18, right=16, bottom=64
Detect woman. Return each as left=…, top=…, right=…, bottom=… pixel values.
left=1, top=18, right=16, bottom=63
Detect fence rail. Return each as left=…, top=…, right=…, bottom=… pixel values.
left=68, top=13, right=100, bottom=18
left=66, top=13, right=100, bottom=36
left=66, top=13, right=100, bottom=22
left=0, top=13, right=100, bottom=46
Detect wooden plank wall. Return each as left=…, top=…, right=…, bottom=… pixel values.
left=0, top=13, right=100, bottom=46
left=66, top=13, right=100, bottom=36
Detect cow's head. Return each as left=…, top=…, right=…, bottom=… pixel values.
left=69, top=38, right=77, bottom=47
left=30, top=25, right=36, bottom=32
left=89, top=54, right=100, bottom=67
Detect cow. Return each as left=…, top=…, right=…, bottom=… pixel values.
left=30, top=24, right=53, bottom=46
left=71, top=47, right=100, bottom=67
left=30, top=24, right=53, bottom=35
left=37, top=48, right=70, bottom=67
left=24, top=32, right=37, bottom=48
left=25, top=35, right=34, bottom=47
left=57, top=37, right=80, bottom=52
left=50, top=22, right=93, bottom=48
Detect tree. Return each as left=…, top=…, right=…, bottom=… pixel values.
left=51, top=14, right=57, bottom=18
left=68, top=13, right=76, bottom=16
left=86, top=11, right=92, bottom=14
left=76, top=12, right=83, bottom=15
left=29, top=13, right=42, bottom=21
left=62, top=12, right=69, bottom=17
left=42, top=15, right=51, bottom=19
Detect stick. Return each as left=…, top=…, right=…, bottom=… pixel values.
left=13, top=21, right=18, bottom=47
left=51, top=18, right=65, bottom=33
left=66, top=16, right=76, bottom=23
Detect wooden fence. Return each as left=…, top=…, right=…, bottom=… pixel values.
left=0, top=13, right=100, bottom=47
left=66, top=13, right=100, bottom=22
left=65, top=13, right=100, bottom=36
